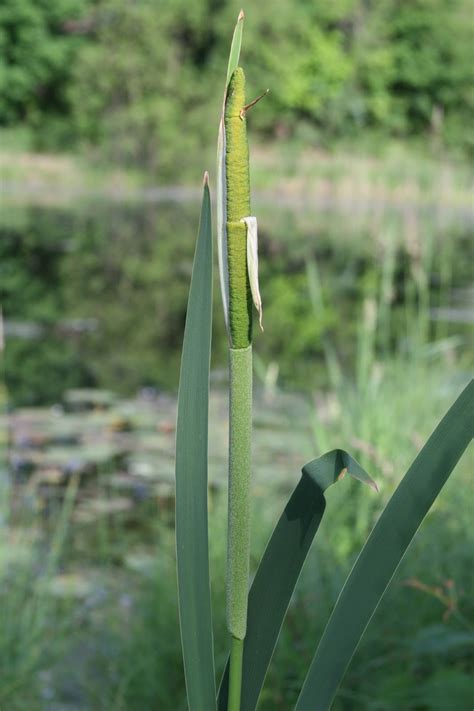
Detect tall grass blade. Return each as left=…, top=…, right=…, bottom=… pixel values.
left=218, top=450, right=377, bottom=710
left=175, top=175, right=216, bottom=710
left=296, top=379, right=474, bottom=711
left=225, top=10, right=245, bottom=89
left=217, top=10, right=245, bottom=333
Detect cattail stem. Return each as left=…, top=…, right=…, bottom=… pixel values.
left=227, top=345, right=252, bottom=641
left=225, top=66, right=253, bottom=709
left=228, top=636, right=244, bottom=710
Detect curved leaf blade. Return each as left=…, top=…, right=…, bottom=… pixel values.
left=218, top=450, right=377, bottom=710
left=175, top=176, right=216, bottom=710
left=296, top=379, right=474, bottom=711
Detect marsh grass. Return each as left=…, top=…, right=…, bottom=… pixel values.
left=0, top=340, right=471, bottom=710
left=0, top=480, right=79, bottom=709
left=1, top=167, right=472, bottom=711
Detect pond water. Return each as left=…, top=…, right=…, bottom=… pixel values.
left=1, top=191, right=472, bottom=405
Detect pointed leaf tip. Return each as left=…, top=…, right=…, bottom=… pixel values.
left=370, top=478, right=380, bottom=493
left=217, top=448, right=375, bottom=711
left=203, top=170, right=209, bottom=186
left=224, top=8, right=245, bottom=91
left=337, top=467, right=347, bottom=482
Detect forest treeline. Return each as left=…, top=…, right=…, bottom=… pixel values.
left=1, top=0, right=472, bottom=176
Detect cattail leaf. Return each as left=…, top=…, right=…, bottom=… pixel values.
left=296, top=379, right=474, bottom=711
left=217, top=10, right=245, bottom=335
left=175, top=175, right=216, bottom=711
left=217, top=118, right=229, bottom=332
left=241, top=217, right=263, bottom=331
left=225, top=9, right=245, bottom=90
left=218, top=450, right=377, bottom=710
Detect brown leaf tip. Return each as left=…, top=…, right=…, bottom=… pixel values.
left=337, top=467, right=347, bottom=482
left=238, top=9, right=245, bottom=22
left=203, top=171, right=209, bottom=186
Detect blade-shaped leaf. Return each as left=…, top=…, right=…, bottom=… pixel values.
left=296, top=379, right=474, bottom=711
left=225, top=9, right=245, bottom=89
left=217, top=10, right=245, bottom=334
left=218, top=450, right=377, bottom=711
left=175, top=175, right=216, bottom=710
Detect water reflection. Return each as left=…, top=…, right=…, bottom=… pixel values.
left=1, top=195, right=472, bottom=405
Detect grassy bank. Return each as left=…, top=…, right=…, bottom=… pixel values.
left=1, top=122, right=473, bottom=709
left=1, top=135, right=472, bottom=209
left=1, top=351, right=472, bottom=710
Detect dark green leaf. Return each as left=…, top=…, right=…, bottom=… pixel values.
left=411, top=625, right=474, bottom=657
left=296, top=379, right=474, bottom=711
left=218, top=450, right=377, bottom=711
left=175, top=176, right=216, bottom=710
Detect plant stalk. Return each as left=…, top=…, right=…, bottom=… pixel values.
left=225, top=67, right=253, bottom=709
left=228, top=636, right=244, bottom=710
left=227, top=345, right=252, bottom=642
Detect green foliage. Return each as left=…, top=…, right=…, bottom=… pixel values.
left=282, top=28, right=353, bottom=117
left=175, top=180, right=216, bottom=709
left=219, top=450, right=377, bottom=711
left=71, top=0, right=474, bottom=158
left=69, top=0, right=220, bottom=177
left=296, top=380, right=473, bottom=709
left=2, top=0, right=473, bottom=166
left=0, top=0, right=91, bottom=146
left=0, top=203, right=207, bottom=405
left=1, top=193, right=471, bottom=407
left=388, top=0, right=474, bottom=147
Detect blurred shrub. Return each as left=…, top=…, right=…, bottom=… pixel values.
left=387, top=0, right=474, bottom=151
left=68, top=0, right=220, bottom=178
left=0, top=0, right=91, bottom=146
left=1, top=0, right=473, bottom=167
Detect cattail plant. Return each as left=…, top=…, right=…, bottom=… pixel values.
left=217, top=16, right=267, bottom=708
left=175, top=10, right=474, bottom=711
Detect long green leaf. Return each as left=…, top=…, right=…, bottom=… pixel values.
left=175, top=175, right=216, bottom=711
left=218, top=450, right=377, bottom=710
left=225, top=9, right=245, bottom=89
left=296, top=379, right=474, bottom=711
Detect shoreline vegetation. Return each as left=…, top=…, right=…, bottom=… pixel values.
left=1, top=4, right=473, bottom=707
left=1, top=139, right=473, bottom=211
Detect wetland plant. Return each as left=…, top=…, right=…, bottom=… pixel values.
left=175, top=11, right=473, bottom=711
